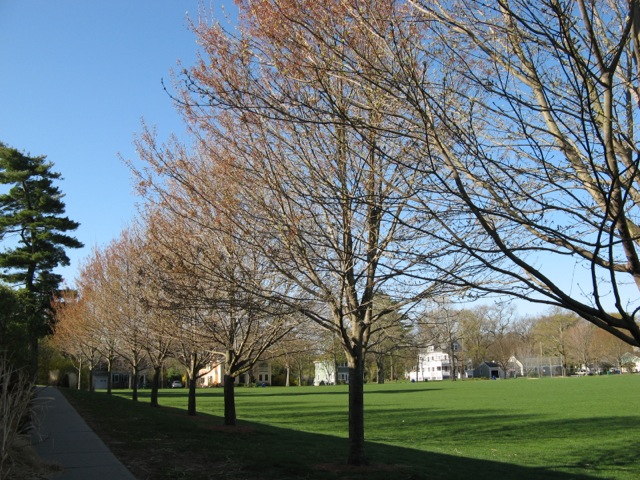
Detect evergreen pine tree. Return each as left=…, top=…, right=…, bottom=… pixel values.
left=0, top=143, right=83, bottom=376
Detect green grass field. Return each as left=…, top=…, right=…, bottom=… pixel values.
left=63, top=375, right=640, bottom=479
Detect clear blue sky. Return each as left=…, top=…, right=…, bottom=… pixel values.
left=1, top=2, right=632, bottom=317
left=0, top=1, right=235, bottom=286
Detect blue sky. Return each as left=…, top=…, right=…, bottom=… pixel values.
left=0, top=1, right=236, bottom=286
left=0, top=2, right=633, bottom=317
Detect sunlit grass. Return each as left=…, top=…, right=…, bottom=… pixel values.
left=70, top=375, right=640, bottom=479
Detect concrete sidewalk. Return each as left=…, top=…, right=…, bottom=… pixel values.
left=31, top=386, right=137, bottom=480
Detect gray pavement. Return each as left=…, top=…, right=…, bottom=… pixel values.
left=31, top=386, right=137, bottom=480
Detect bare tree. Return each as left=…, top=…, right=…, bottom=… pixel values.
left=368, top=296, right=413, bottom=383
left=133, top=150, right=298, bottom=423
left=51, top=290, right=101, bottom=390
left=483, top=304, right=522, bottom=374
left=417, top=302, right=464, bottom=380
left=530, top=308, right=580, bottom=375
left=76, top=248, right=122, bottom=394
left=351, top=0, right=640, bottom=346
left=593, top=327, right=633, bottom=371
left=267, top=323, right=321, bottom=386
left=161, top=0, right=471, bottom=465
left=566, top=321, right=599, bottom=372
left=99, top=229, right=151, bottom=402
left=138, top=206, right=220, bottom=417
left=457, top=307, right=494, bottom=371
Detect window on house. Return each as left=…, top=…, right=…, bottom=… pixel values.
left=264, top=374, right=269, bottom=382
left=259, top=374, right=263, bottom=381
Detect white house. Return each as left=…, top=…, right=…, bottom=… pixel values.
left=199, top=362, right=224, bottom=387
left=409, top=343, right=460, bottom=381
left=314, top=361, right=349, bottom=385
left=620, top=352, right=640, bottom=373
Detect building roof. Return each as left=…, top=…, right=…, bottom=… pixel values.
left=480, top=361, right=501, bottom=368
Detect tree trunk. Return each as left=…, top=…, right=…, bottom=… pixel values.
left=187, top=355, right=198, bottom=416
left=223, top=374, right=236, bottom=426
left=131, top=365, right=139, bottom=401
left=285, top=365, right=290, bottom=387
left=376, top=356, right=384, bottom=384
left=77, top=357, right=82, bottom=390
left=89, top=361, right=95, bottom=392
left=347, top=354, right=367, bottom=466
left=107, top=357, right=113, bottom=394
left=187, top=376, right=197, bottom=415
left=150, top=365, right=161, bottom=407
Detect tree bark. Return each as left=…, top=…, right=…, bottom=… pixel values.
left=131, top=365, right=139, bottom=401
left=187, top=352, right=199, bottom=416
left=77, top=357, right=82, bottom=390
left=89, top=361, right=95, bottom=392
left=223, top=374, right=236, bottom=426
left=347, top=354, right=367, bottom=466
left=376, top=356, right=384, bottom=384
left=150, top=365, right=161, bottom=407
left=106, top=357, right=113, bottom=394
left=187, top=375, right=197, bottom=416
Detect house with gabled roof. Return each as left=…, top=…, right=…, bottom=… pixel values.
left=408, top=342, right=462, bottom=381
left=620, top=352, right=640, bottom=373
left=473, top=361, right=505, bottom=379
left=198, top=360, right=272, bottom=387
left=314, top=360, right=349, bottom=385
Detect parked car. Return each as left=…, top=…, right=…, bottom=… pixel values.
left=171, top=380, right=183, bottom=388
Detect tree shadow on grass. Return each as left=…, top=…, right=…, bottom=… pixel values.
left=367, top=407, right=640, bottom=479
left=64, top=390, right=604, bottom=480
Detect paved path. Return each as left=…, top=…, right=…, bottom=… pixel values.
left=31, top=386, right=137, bottom=480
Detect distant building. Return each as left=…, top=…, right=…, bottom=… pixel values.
left=314, top=361, right=349, bottom=385
left=198, top=362, right=224, bottom=387
left=408, top=342, right=462, bottom=381
left=620, top=352, right=640, bottom=373
left=92, top=370, right=131, bottom=390
left=253, top=361, right=272, bottom=385
left=198, top=360, right=272, bottom=387
left=473, top=361, right=505, bottom=379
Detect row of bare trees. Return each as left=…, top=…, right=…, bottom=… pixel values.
left=54, top=0, right=640, bottom=466
left=52, top=219, right=298, bottom=424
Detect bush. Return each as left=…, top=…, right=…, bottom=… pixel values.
left=0, top=354, right=35, bottom=479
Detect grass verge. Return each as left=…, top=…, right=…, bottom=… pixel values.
left=62, top=376, right=640, bottom=479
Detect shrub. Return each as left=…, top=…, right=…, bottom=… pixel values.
left=0, top=354, right=35, bottom=479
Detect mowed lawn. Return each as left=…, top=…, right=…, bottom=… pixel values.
left=65, top=375, right=640, bottom=479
